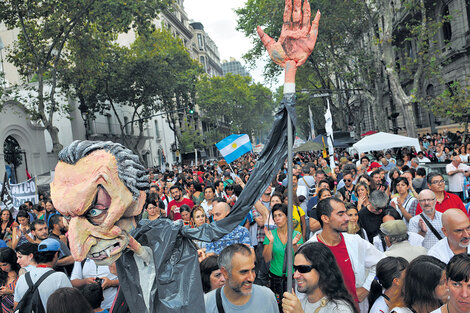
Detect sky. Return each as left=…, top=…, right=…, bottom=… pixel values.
left=184, top=0, right=281, bottom=87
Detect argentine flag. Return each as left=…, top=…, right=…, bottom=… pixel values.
left=215, top=134, right=252, bottom=164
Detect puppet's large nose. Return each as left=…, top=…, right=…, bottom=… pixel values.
left=68, top=217, right=96, bottom=261
left=67, top=215, right=126, bottom=261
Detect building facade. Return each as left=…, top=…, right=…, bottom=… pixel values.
left=0, top=0, right=225, bottom=183
left=359, top=0, right=470, bottom=135
left=222, top=58, right=251, bottom=77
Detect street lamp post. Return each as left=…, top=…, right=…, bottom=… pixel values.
left=0, top=38, right=5, bottom=86
left=78, top=103, right=89, bottom=140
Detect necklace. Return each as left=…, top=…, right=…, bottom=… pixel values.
left=318, top=233, right=329, bottom=245
left=319, top=232, right=339, bottom=246
left=302, top=296, right=328, bottom=313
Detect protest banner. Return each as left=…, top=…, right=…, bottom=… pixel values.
left=0, top=176, right=38, bottom=211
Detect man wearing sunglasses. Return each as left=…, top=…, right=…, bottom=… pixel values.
left=358, top=190, right=389, bottom=243
left=281, top=242, right=356, bottom=313
left=337, top=171, right=356, bottom=203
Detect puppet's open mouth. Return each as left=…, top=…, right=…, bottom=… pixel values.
left=88, top=241, right=122, bottom=261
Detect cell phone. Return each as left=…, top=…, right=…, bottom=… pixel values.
left=95, top=277, right=103, bottom=285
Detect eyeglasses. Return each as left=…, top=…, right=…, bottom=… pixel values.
left=345, top=179, right=352, bottom=183
left=294, top=265, right=314, bottom=274
left=419, top=198, right=436, bottom=203
left=431, top=180, right=445, bottom=185
left=368, top=204, right=385, bottom=211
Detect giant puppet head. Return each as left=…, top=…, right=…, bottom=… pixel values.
left=50, top=141, right=148, bottom=265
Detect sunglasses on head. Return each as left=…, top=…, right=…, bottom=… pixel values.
left=294, top=265, right=315, bottom=273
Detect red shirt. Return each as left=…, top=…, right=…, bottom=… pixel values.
left=167, top=198, right=194, bottom=220
left=318, top=233, right=358, bottom=302
left=415, top=191, right=467, bottom=216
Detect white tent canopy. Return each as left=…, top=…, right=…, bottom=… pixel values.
left=352, top=132, right=421, bottom=154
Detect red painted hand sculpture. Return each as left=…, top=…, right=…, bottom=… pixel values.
left=257, top=0, right=320, bottom=84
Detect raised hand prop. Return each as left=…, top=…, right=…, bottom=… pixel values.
left=257, top=0, right=320, bottom=90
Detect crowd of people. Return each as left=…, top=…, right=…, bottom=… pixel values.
left=1, top=131, right=470, bottom=313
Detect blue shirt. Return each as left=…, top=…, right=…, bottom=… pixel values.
left=205, top=225, right=251, bottom=254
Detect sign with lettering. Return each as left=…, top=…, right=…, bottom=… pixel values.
left=0, top=177, right=38, bottom=210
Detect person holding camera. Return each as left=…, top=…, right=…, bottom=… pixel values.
left=70, top=258, right=118, bottom=311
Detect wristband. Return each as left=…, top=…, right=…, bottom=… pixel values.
left=284, top=83, right=295, bottom=94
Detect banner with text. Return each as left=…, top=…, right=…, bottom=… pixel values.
left=0, top=177, right=38, bottom=209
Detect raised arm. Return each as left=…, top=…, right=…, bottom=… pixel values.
left=257, top=0, right=320, bottom=88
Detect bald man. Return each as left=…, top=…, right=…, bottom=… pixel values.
left=408, top=190, right=445, bottom=249
left=446, top=156, right=470, bottom=201
left=428, top=208, right=470, bottom=263
left=205, top=202, right=252, bottom=255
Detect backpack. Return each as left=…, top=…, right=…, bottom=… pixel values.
left=15, top=270, right=55, bottom=313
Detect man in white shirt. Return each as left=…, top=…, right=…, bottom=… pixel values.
left=14, top=239, right=72, bottom=311
left=417, top=151, right=431, bottom=163
left=71, top=258, right=119, bottom=310
left=297, top=165, right=315, bottom=198
left=408, top=190, right=444, bottom=250
left=428, top=209, right=470, bottom=264
left=306, top=197, right=385, bottom=312
left=446, top=156, right=470, bottom=201
left=200, top=186, right=215, bottom=217
left=281, top=242, right=357, bottom=313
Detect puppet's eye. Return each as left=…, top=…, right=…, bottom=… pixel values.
left=88, top=208, right=104, bottom=218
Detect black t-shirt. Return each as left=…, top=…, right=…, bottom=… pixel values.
left=358, top=207, right=384, bottom=243
left=337, top=186, right=355, bottom=202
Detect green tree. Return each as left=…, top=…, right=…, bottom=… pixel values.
left=236, top=0, right=385, bottom=135
left=0, top=0, right=171, bottom=154
left=427, top=80, right=470, bottom=138
left=237, top=0, right=454, bottom=137
left=59, top=27, right=202, bottom=161
left=196, top=74, right=275, bottom=143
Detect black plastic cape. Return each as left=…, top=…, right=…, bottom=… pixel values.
left=114, top=94, right=296, bottom=313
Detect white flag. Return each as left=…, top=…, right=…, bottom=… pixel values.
left=325, top=99, right=335, bottom=170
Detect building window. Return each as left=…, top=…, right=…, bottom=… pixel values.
left=405, top=41, right=415, bottom=59
left=197, top=34, right=204, bottom=50
left=200, top=56, right=206, bottom=69
left=442, top=5, right=452, bottom=44
left=157, top=149, right=162, bottom=165
left=446, top=81, right=455, bottom=96
left=154, top=120, right=160, bottom=139
left=466, top=0, right=470, bottom=31
left=107, top=114, right=113, bottom=134
left=426, top=84, right=434, bottom=98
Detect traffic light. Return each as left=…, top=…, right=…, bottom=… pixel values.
left=187, top=103, right=195, bottom=115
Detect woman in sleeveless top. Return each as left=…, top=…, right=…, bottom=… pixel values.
left=11, top=210, right=34, bottom=250
left=0, top=248, right=20, bottom=313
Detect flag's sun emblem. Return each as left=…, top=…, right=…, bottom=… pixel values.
left=231, top=143, right=237, bottom=149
